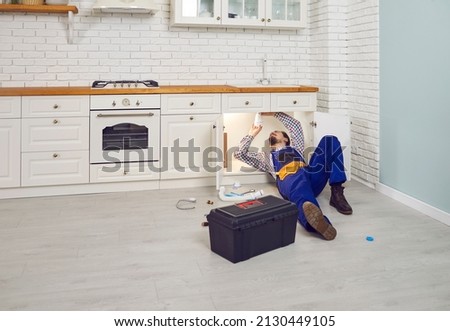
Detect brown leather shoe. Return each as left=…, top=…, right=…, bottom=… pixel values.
left=330, top=185, right=353, bottom=215
left=302, top=201, right=337, bottom=240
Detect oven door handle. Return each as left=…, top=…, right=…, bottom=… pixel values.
left=96, top=112, right=155, bottom=118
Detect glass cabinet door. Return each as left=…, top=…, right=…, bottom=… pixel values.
left=171, top=0, right=306, bottom=28
left=266, top=0, right=306, bottom=28
left=173, top=0, right=221, bottom=25
left=222, top=0, right=265, bottom=26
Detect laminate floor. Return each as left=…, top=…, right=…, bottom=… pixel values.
left=1, top=181, right=449, bottom=311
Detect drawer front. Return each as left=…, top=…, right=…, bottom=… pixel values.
left=22, top=96, right=89, bottom=117
left=270, top=93, right=317, bottom=112
left=161, top=94, right=221, bottom=114
left=90, top=162, right=160, bottom=183
left=0, top=97, right=21, bottom=119
left=22, top=117, right=89, bottom=152
left=22, top=151, right=89, bottom=187
left=222, top=93, right=270, bottom=113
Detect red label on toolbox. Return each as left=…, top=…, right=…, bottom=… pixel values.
left=235, top=199, right=265, bottom=210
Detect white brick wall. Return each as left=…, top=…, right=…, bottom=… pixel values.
left=347, top=0, right=379, bottom=185
left=0, top=0, right=380, bottom=185
left=309, top=0, right=349, bottom=116
left=0, top=0, right=311, bottom=87
left=309, top=0, right=379, bottom=185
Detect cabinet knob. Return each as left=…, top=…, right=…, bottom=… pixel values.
left=190, top=116, right=194, bottom=120
left=53, top=119, right=59, bottom=124
left=267, top=18, right=271, bottom=23
left=136, top=100, right=141, bottom=106
left=189, top=102, right=194, bottom=106
left=216, top=16, right=221, bottom=20
left=53, top=104, right=59, bottom=109
left=293, top=100, right=298, bottom=105
left=53, top=153, right=59, bottom=158
left=245, top=101, right=250, bottom=105
left=112, top=101, right=116, bottom=107
left=261, top=18, right=265, bottom=22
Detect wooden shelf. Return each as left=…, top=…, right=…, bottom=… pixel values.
left=0, top=4, right=78, bottom=14
left=0, top=4, right=78, bottom=43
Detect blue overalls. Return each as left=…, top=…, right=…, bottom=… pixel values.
left=271, top=135, right=347, bottom=233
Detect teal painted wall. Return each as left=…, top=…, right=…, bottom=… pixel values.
left=380, top=0, right=450, bottom=213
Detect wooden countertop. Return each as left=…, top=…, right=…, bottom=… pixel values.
left=0, top=85, right=319, bottom=96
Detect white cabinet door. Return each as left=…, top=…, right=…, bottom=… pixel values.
left=265, top=0, right=306, bottom=28
left=215, top=115, right=224, bottom=190
left=22, top=151, right=89, bottom=187
left=312, top=112, right=351, bottom=180
left=0, top=119, right=20, bottom=188
left=22, top=117, right=89, bottom=152
left=171, top=0, right=222, bottom=26
left=171, top=0, right=306, bottom=29
left=161, top=114, right=220, bottom=179
left=221, top=0, right=265, bottom=27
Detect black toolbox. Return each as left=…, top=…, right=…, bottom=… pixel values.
left=207, top=195, right=298, bottom=263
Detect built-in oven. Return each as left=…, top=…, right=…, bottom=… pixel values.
left=90, top=94, right=160, bottom=165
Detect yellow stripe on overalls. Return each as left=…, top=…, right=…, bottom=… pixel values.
left=276, top=161, right=307, bottom=180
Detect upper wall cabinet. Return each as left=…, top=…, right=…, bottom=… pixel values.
left=170, top=0, right=306, bottom=29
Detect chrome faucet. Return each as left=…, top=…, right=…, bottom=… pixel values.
left=259, top=58, right=270, bottom=85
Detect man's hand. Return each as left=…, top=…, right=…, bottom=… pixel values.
left=248, top=124, right=263, bottom=137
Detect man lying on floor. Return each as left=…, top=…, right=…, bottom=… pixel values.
left=234, top=112, right=352, bottom=240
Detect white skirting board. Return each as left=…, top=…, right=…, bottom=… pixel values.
left=376, top=183, right=450, bottom=227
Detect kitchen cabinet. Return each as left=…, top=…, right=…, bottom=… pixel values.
left=0, top=86, right=325, bottom=199
left=222, top=91, right=317, bottom=113
left=0, top=97, right=21, bottom=188
left=161, top=94, right=221, bottom=180
left=161, top=93, right=221, bottom=115
left=170, top=0, right=306, bottom=29
left=21, top=151, right=89, bottom=187
left=270, top=92, right=317, bottom=112
left=217, top=92, right=350, bottom=187
left=170, top=0, right=222, bottom=27
left=22, top=117, right=89, bottom=152
left=264, top=0, right=307, bottom=28
left=22, top=95, right=88, bottom=117
left=21, top=96, right=89, bottom=187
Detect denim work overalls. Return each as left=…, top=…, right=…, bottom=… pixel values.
left=271, top=135, right=347, bottom=232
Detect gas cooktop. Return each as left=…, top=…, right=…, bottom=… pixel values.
left=91, top=80, right=159, bottom=88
